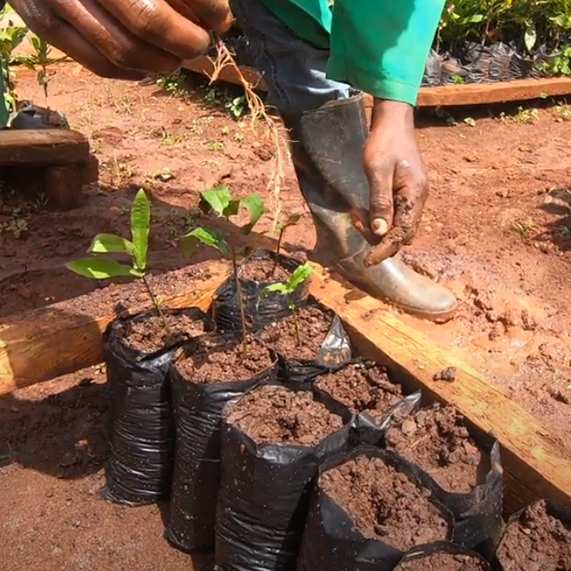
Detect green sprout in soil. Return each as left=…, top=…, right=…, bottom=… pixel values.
left=264, top=263, right=313, bottom=346
left=272, top=212, right=302, bottom=276
left=66, top=189, right=168, bottom=329
left=182, top=185, right=265, bottom=340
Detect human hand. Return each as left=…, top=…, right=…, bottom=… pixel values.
left=361, top=99, right=429, bottom=266
left=10, top=0, right=232, bottom=79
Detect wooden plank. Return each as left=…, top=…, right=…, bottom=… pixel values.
left=0, top=129, right=89, bottom=166
left=0, top=262, right=229, bottom=395
left=183, top=56, right=571, bottom=107
left=308, top=265, right=571, bottom=512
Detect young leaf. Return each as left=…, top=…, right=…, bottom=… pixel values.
left=66, top=257, right=138, bottom=280
left=279, top=213, right=302, bottom=231
left=264, top=282, right=289, bottom=295
left=200, top=185, right=232, bottom=217
left=286, top=263, right=313, bottom=292
left=89, top=233, right=134, bottom=255
left=130, top=189, right=151, bottom=272
left=240, top=193, right=265, bottom=234
left=182, top=226, right=230, bottom=258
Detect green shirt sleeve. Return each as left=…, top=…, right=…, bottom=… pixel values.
left=327, top=0, right=445, bottom=105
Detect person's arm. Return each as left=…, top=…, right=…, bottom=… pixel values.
left=328, top=0, right=445, bottom=265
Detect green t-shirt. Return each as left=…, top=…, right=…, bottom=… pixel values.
left=259, top=0, right=445, bottom=105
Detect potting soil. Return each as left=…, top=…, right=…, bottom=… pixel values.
left=496, top=500, right=571, bottom=571
left=396, top=549, right=489, bottom=570
left=166, top=335, right=278, bottom=552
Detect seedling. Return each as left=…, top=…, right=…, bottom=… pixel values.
left=182, top=185, right=264, bottom=339
left=67, top=189, right=168, bottom=329
left=272, top=212, right=302, bottom=276
left=264, top=263, right=313, bottom=346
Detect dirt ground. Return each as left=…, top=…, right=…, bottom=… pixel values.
left=1, top=64, right=570, bottom=569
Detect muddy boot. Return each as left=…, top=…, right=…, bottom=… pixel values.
left=284, top=96, right=457, bottom=321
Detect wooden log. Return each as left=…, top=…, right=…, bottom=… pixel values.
left=308, top=265, right=571, bottom=512
left=0, top=261, right=229, bottom=395
left=45, top=164, right=83, bottom=210
left=0, top=129, right=89, bottom=166
left=183, top=56, right=571, bottom=108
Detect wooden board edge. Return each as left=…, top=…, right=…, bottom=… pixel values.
left=307, top=264, right=571, bottom=511
left=183, top=56, right=571, bottom=108
left=0, top=262, right=229, bottom=395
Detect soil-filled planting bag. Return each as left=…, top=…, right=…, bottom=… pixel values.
left=313, top=360, right=421, bottom=443
left=385, top=403, right=504, bottom=552
left=258, top=303, right=352, bottom=386
left=212, top=250, right=309, bottom=333
left=494, top=499, right=571, bottom=571
left=298, top=446, right=454, bottom=571
left=394, top=542, right=491, bottom=570
left=166, top=335, right=278, bottom=552
left=215, top=383, right=353, bottom=571
left=103, top=308, right=209, bottom=506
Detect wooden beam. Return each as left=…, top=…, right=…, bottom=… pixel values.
left=183, top=56, right=571, bottom=108
left=0, top=129, right=89, bottom=166
left=0, top=262, right=229, bottom=395
left=308, top=265, right=571, bottom=513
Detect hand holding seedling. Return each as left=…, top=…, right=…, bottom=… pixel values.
left=9, top=0, right=232, bottom=79
left=182, top=185, right=265, bottom=338
left=361, top=100, right=429, bottom=266
left=67, top=189, right=168, bottom=328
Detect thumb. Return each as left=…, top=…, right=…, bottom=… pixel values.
left=364, top=157, right=395, bottom=238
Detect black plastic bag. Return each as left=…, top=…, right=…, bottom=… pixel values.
left=394, top=542, right=491, bottom=570
left=103, top=308, right=209, bottom=506
left=215, top=385, right=353, bottom=571
left=166, top=338, right=279, bottom=552
left=276, top=314, right=352, bottom=387
left=298, top=446, right=454, bottom=571
left=212, top=250, right=309, bottom=333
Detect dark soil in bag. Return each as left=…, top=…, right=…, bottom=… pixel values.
left=298, top=447, right=453, bottom=571
left=385, top=404, right=504, bottom=550
left=258, top=303, right=352, bottom=385
left=215, top=384, right=352, bottom=571
left=166, top=335, right=278, bottom=552
left=103, top=308, right=209, bottom=506
left=495, top=500, right=571, bottom=571
left=212, top=250, right=309, bottom=333
left=395, top=542, right=490, bottom=570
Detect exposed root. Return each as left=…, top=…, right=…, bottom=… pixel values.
left=208, top=38, right=288, bottom=233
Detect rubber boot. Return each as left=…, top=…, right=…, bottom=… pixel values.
left=283, top=95, right=457, bottom=321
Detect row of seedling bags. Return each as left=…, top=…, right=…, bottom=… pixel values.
left=100, top=251, right=570, bottom=571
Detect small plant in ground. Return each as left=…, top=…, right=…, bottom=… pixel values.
left=555, top=104, right=571, bottom=121
left=513, top=106, right=540, bottom=124
left=67, top=189, right=169, bottom=329
left=156, top=70, right=193, bottom=99
left=272, top=212, right=303, bottom=276
left=182, top=185, right=265, bottom=339
left=263, top=263, right=313, bottom=346
left=512, top=217, right=539, bottom=238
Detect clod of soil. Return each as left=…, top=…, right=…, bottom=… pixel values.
left=239, top=256, right=290, bottom=282
left=175, top=336, right=274, bottom=384
left=397, top=551, right=487, bottom=571
left=258, top=304, right=333, bottom=361
left=496, top=500, right=571, bottom=571
left=226, top=385, right=343, bottom=446
left=385, top=404, right=488, bottom=493
left=320, top=455, right=449, bottom=551
left=315, top=361, right=403, bottom=419
left=114, top=310, right=207, bottom=354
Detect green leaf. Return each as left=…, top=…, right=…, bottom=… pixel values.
left=264, top=283, right=289, bottom=295
left=524, top=25, right=537, bottom=52
left=240, top=193, right=265, bottom=234
left=66, top=257, right=137, bottom=280
left=89, top=233, right=134, bottom=255
left=130, top=189, right=151, bottom=272
left=181, top=226, right=230, bottom=258
left=200, top=185, right=232, bottom=217
left=278, top=213, right=303, bottom=232
left=286, top=263, right=313, bottom=292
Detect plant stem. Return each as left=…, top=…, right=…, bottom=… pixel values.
left=231, top=246, right=247, bottom=341
left=142, top=274, right=170, bottom=333
left=293, top=306, right=301, bottom=347
left=271, top=226, right=286, bottom=277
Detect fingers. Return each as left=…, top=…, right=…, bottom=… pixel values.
left=11, top=0, right=144, bottom=79
left=103, top=0, right=211, bottom=60
left=365, top=160, right=428, bottom=267
left=363, top=144, right=394, bottom=238
left=49, top=0, right=180, bottom=74
left=180, top=0, right=234, bottom=33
